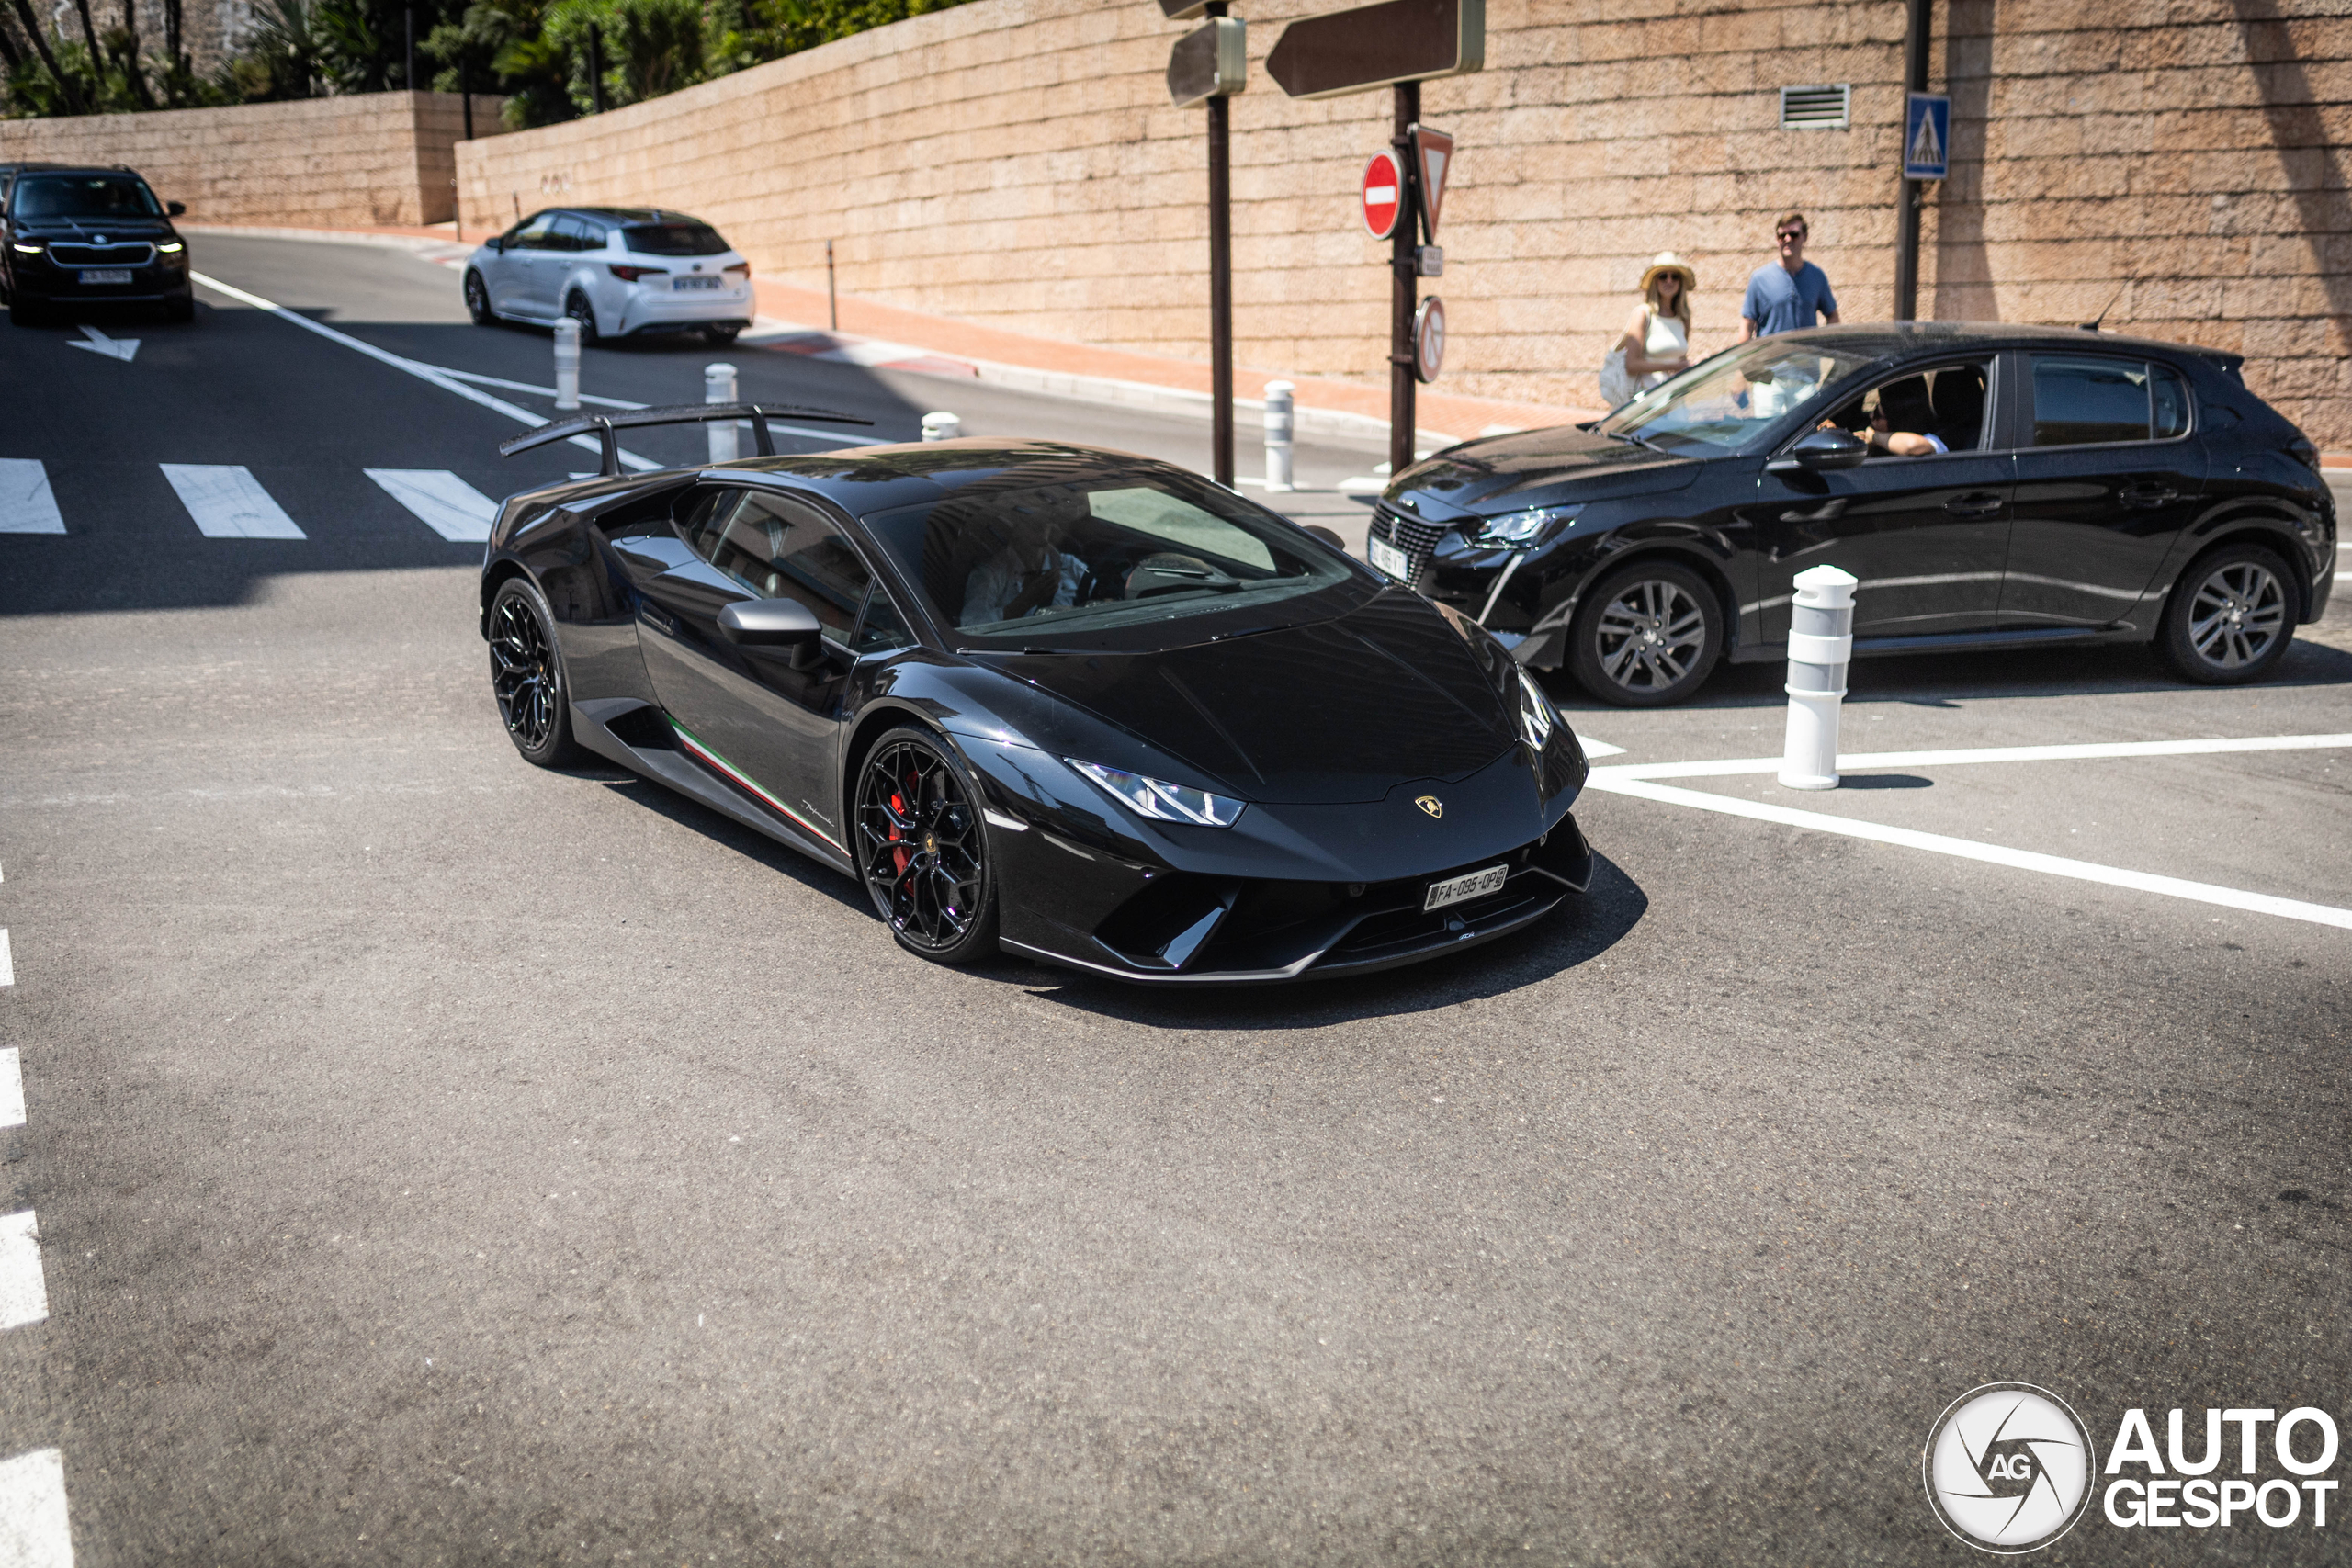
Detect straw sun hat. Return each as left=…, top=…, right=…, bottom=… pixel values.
left=1639, top=252, right=1697, bottom=294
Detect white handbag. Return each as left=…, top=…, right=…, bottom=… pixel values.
left=1598, top=347, right=1634, bottom=408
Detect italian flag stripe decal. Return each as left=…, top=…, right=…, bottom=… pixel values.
left=669, top=719, right=844, bottom=852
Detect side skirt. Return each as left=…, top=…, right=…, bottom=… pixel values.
left=571, top=698, right=855, bottom=878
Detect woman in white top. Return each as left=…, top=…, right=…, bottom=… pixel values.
left=1615, top=253, right=1695, bottom=391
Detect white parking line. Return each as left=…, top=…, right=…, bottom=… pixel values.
left=0, top=928, right=12, bottom=987
left=1586, top=773, right=2352, bottom=931
left=1599, top=732, right=2352, bottom=782
left=189, top=271, right=661, bottom=472
left=0, top=459, right=68, bottom=535
left=0, top=1211, right=49, bottom=1330
left=0, top=1049, right=21, bottom=1131
left=366, top=469, right=498, bottom=543
left=159, top=464, right=306, bottom=540
left=0, top=1448, right=74, bottom=1568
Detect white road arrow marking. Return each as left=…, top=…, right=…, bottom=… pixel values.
left=65, top=323, right=139, bottom=362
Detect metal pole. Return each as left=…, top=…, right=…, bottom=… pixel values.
left=826, top=239, right=838, bottom=331
left=403, top=0, right=414, bottom=92
left=1389, top=80, right=1419, bottom=477
left=460, top=58, right=472, bottom=140
left=1892, top=0, right=1933, bottom=321
left=1204, top=2, right=1234, bottom=489
left=587, top=23, right=605, bottom=114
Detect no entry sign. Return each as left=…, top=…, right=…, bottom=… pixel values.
left=1362, top=149, right=1404, bottom=240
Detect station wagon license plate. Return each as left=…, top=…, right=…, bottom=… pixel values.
left=1424, top=863, right=1506, bottom=912
left=673, top=276, right=721, bottom=290
left=82, top=269, right=132, bottom=285
left=1368, top=535, right=1409, bottom=580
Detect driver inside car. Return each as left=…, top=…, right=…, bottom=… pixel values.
left=963, top=516, right=1091, bottom=623
left=1819, top=376, right=1946, bottom=457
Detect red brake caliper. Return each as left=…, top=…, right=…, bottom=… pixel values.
left=888, top=787, right=910, bottom=881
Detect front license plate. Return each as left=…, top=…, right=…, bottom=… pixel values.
left=673, top=276, right=721, bottom=290
left=82, top=269, right=132, bottom=284
left=1424, top=864, right=1507, bottom=912
left=1368, top=535, right=1409, bottom=580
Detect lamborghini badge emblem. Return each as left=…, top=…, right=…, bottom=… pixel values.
left=1415, top=795, right=1443, bottom=818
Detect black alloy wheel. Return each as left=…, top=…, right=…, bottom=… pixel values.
left=464, top=271, right=493, bottom=326
left=488, top=578, right=580, bottom=766
left=1567, top=559, right=1724, bottom=707
left=2160, top=544, right=2295, bottom=684
left=854, top=728, right=998, bottom=964
left=563, top=289, right=599, bottom=345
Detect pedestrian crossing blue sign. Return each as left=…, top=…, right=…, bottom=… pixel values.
left=1904, top=92, right=1951, bottom=180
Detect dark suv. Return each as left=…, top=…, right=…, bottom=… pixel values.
left=2, top=164, right=193, bottom=325
left=1373, top=323, right=2335, bottom=705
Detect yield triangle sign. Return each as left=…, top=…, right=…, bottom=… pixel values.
left=1410, top=123, right=1454, bottom=241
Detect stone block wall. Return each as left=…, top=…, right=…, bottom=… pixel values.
left=0, top=92, right=506, bottom=229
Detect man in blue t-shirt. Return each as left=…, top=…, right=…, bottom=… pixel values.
left=1737, top=211, right=1841, bottom=341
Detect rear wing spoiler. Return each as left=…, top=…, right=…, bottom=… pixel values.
left=498, top=402, right=874, bottom=476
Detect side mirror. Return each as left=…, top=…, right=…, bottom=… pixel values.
left=1769, top=428, right=1869, bottom=473
left=718, top=597, right=821, bottom=650
left=166, top=200, right=186, bottom=217
left=1302, top=524, right=1346, bottom=550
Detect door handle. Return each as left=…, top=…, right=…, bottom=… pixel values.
left=2120, top=484, right=2177, bottom=508
left=1943, top=492, right=2005, bottom=518
left=640, top=604, right=677, bottom=636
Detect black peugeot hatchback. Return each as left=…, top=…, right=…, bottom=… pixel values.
left=1, top=164, right=193, bottom=325
left=1373, top=322, right=2335, bottom=705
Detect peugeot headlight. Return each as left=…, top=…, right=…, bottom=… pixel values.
left=1516, top=668, right=1559, bottom=750
left=1069, top=760, right=1246, bottom=828
left=1473, top=504, right=1579, bottom=548
left=157, top=240, right=185, bottom=254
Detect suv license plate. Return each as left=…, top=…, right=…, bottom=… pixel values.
left=1424, top=864, right=1506, bottom=912
left=82, top=269, right=132, bottom=284
left=673, top=276, right=720, bottom=290
left=1368, top=535, right=1409, bottom=580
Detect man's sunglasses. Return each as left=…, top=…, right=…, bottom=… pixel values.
left=1776, top=230, right=1806, bottom=242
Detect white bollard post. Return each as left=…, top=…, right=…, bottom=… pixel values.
left=1262, top=379, right=1295, bottom=491
left=551, top=318, right=581, bottom=412
left=704, top=361, right=739, bottom=464
left=921, top=412, right=960, bottom=442
left=1780, top=564, right=1858, bottom=790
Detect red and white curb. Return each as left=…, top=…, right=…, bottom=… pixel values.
left=745, top=325, right=978, bottom=378
left=0, top=873, right=76, bottom=1567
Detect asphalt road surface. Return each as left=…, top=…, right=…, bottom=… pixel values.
left=1, top=236, right=2347, bottom=1565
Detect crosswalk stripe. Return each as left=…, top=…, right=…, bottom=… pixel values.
left=0, top=459, right=67, bottom=535
left=0, top=1211, right=47, bottom=1331
left=159, top=464, right=305, bottom=539
left=0, top=1448, right=73, bottom=1568
left=366, top=468, right=498, bottom=543
left=0, top=1049, right=21, bottom=1131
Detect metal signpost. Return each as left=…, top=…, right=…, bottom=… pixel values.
left=1162, top=1, right=1248, bottom=487
left=1890, top=0, right=1939, bottom=321
left=1268, top=0, right=1482, bottom=474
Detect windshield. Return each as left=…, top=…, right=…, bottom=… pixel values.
left=11, top=174, right=163, bottom=220
left=623, top=222, right=729, bottom=256
left=864, top=464, right=1357, bottom=649
left=1598, top=337, right=1880, bottom=456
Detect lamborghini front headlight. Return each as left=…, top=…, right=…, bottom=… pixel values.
left=1069, top=760, right=1246, bottom=828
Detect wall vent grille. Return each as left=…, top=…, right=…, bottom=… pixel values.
left=1780, top=84, right=1851, bottom=130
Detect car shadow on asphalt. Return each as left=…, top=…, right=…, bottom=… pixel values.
left=571, top=767, right=874, bottom=915
left=1011, top=853, right=1648, bottom=1027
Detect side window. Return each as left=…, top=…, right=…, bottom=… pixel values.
left=684, top=492, right=872, bottom=642
left=2031, top=355, right=2157, bottom=446
left=2152, top=365, right=2192, bottom=439
left=851, top=584, right=914, bottom=654
left=551, top=214, right=604, bottom=252
left=1812, top=359, right=1991, bottom=455
left=508, top=212, right=556, bottom=251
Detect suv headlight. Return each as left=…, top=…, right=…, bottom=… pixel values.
left=9, top=242, right=41, bottom=254
left=1517, top=668, right=1559, bottom=750
left=157, top=240, right=185, bottom=254
left=1069, top=760, right=1246, bottom=828
left=1473, top=504, right=1580, bottom=548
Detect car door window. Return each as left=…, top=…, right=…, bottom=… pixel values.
left=851, top=584, right=914, bottom=654
left=682, top=491, right=872, bottom=642
left=1812, top=358, right=1993, bottom=457
left=551, top=213, right=603, bottom=252
left=507, top=212, right=556, bottom=251
left=2030, top=355, right=2187, bottom=446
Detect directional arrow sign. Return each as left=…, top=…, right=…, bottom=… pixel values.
left=1167, top=16, right=1247, bottom=108
left=1409, top=122, right=1453, bottom=240
left=1267, top=0, right=1485, bottom=100
left=65, top=323, right=139, bottom=362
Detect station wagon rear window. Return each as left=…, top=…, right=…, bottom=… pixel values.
left=623, top=223, right=729, bottom=256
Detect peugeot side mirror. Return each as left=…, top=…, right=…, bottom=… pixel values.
left=718, top=597, right=821, bottom=652
left=166, top=200, right=186, bottom=217
left=1769, top=428, right=1869, bottom=473
left=1302, top=524, right=1346, bottom=550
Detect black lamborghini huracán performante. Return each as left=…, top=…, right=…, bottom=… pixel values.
left=480, top=408, right=1592, bottom=983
